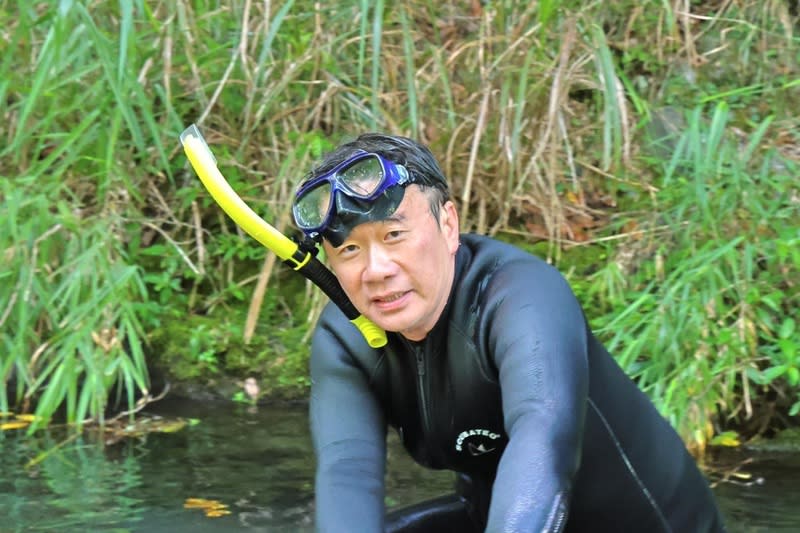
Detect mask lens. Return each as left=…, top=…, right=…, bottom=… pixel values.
left=340, top=156, right=385, bottom=198
left=294, top=181, right=332, bottom=229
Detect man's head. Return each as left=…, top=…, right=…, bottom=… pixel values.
left=292, top=133, right=459, bottom=340
left=292, top=133, right=451, bottom=246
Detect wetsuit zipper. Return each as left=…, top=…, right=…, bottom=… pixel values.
left=413, top=345, right=434, bottom=453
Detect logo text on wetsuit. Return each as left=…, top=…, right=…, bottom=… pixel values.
left=455, top=428, right=501, bottom=455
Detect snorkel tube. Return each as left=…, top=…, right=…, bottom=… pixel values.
left=179, top=124, right=387, bottom=348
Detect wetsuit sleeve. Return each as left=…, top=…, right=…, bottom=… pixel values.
left=483, top=259, right=589, bottom=532
left=310, top=303, right=388, bottom=533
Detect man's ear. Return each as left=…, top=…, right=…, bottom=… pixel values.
left=440, top=200, right=460, bottom=255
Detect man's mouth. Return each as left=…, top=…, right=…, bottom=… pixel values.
left=373, top=291, right=407, bottom=304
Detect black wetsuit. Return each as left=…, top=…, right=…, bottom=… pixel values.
left=309, top=234, right=726, bottom=532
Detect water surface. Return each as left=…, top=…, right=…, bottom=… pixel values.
left=1, top=398, right=797, bottom=532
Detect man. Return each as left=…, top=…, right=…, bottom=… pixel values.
left=292, top=133, right=726, bottom=532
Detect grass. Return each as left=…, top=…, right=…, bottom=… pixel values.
left=0, top=176, right=150, bottom=430
left=1, top=0, right=798, bottom=447
left=584, top=102, right=799, bottom=450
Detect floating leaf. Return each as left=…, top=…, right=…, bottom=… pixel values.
left=184, top=498, right=216, bottom=509
left=157, top=419, right=187, bottom=433
left=183, top=497, right=230, bottom=518
left=1, top=421, right=31, bottom=430
left=14, top=414, right=40, bottom=422
left=0, top=412, right=15, bottom=418
left=710, top=431, right=741, bottom=447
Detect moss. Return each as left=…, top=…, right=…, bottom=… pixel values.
left=747, top=428, right=800, bottom=453
left=147, top=304, right=311, bottom=400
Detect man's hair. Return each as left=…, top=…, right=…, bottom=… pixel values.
left=308, top=133, right=451, bottom=220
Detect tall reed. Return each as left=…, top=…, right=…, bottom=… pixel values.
left=1, top=3, right=158, bottom=429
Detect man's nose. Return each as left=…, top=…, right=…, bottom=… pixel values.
left=363, top=245, right=396, bottom=281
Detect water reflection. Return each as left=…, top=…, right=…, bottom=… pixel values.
left=1, top=431, right=147, bottom=530
left=712, top=451, right=800, bottom=533
left=0, top=398, right=797, bottom=532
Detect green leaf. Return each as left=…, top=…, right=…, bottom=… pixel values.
left=779, top=318, right=796, bottom=340
left=763, top=365, right=787, bottom=382
left=779, top=338, right=797, bottom=362
left=787, top=367, right=800, bottom=387
left=710, top=431, right=741, bottom=447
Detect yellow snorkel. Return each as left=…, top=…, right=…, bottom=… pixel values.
left=179, top=124, right=387, bottom=348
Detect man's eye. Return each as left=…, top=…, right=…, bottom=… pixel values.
left=385, top=230, right=403, bottom=240
left=340, top=243, right=359, bottom=255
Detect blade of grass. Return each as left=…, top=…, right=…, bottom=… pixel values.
left=369, top=0, right=385, bottom=129
left=590, top=24, right=623, bottom=170
left=399, top=7, right=419, bottom=135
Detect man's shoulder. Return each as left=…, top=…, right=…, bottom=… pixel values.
left=314, top=302, right=373, bottom=350
left=459, top=233, right=555, bottom=273
left=309, top=302, right=381, bottom=375
left=455, top=233, right=573, bottom=306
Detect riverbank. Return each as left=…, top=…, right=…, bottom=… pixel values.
left=3, top=1, right=797, bottom=448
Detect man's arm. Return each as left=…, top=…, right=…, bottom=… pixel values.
left=483, top=260, right=589, bottom=532
left=310, top=303, right=388, bottom=532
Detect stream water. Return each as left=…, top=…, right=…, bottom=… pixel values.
left=1, top=397, right=798, bottom=532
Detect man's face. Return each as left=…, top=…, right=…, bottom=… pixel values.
left=323, top=185, right=460, bottom=341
